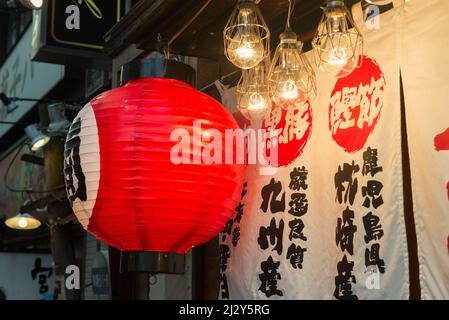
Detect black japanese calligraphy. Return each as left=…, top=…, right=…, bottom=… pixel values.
left=363, top=212, right=384, bottom=243
left=335, top=161, right=359, bottom=206
left=288, top=193, right=308, bottom=217
left=336, top=207, right=357, bottom=256
left=258, top=256, right=283, bottom=298
left=219, top=244, right=231, bottom=273
left=220, top=273, right=230, bottom=299
left=286, top=243, right=307, bottom=269
left=64, top=118, right=87, bottom=205
left=232, top=226, right=240, bottom=247
left=334, top=255, right=358, bottom=300
left=258, top=217, right=284, bottom=255
left=289, top=166, right=308, bottom=191
left=234, top=203, right=244, bottom=224
left=288, top=218, right=307, bottom=241
left=31, top=258, right=53, bottom=294
left=362, top=180, right=384, bottom=209
left=365, top=243, right=385, bottom=274
left=362, top=147, right=383, bottom=177
left=222, top=219, right=234, bottom=241
left=260, top=178, right=285, bottom=214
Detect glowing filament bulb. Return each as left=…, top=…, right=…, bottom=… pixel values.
left=312, top=0, right=363, bottom=77
left=248, top=92, right=267, bottom=110
left=18, top=218, right=28, bottom=228
left=328, top=47, right=348, bottom=65
left=224, top=1, right=270, bottom=69
left=281, top=79, right=298, bottom=100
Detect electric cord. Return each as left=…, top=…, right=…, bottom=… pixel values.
left=3, top=142, right=65, bottom=194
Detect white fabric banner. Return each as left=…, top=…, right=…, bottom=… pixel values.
left=401, top=0, right=449, bottom=300
left=219, top=1, right=410, bottom=300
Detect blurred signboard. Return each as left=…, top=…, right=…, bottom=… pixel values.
left=0, top=253, right=54, bottom=300
left=0, top=21, right=65, bottom=139
left=32, top=0, right=124, bottom=70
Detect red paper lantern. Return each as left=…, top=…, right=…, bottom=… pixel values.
left=64, top=61, right=245, bottom=254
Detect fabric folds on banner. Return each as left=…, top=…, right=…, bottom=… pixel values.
left=219, top=1, right=409, bottom=300
left=401, top=0, right=449, bottom=300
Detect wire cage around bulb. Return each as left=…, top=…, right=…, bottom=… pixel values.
left=236, top=61, right=272, bottom=121
left=224, top=0, right=270, bottom=69
left=268, top=31, right=316, bottom=109
left=312, top=0, right=363, bottom=78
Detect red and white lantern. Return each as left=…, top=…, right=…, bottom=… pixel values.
left=64, top=60, right=245, bottom=253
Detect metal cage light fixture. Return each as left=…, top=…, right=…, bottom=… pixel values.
left=268, top=0, right=316, bottom=109
left=312, top=0, right=363, bottom=77
left=224, top=0, right=270, bottom=69
left=236, top=60, right=271, bottom=121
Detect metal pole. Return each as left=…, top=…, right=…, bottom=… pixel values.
left=40, top=105, right=81, bottom=300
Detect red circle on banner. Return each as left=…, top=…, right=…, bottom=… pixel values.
left=262, top=100, right=313, bottom=167
left=329, top=56, right=386, bottom=153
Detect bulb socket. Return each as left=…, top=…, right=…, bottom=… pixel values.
left=280, top=30, right=297, bottom=44
left=237, top=0, right=256, bottom=16
left=327, top=0, right=345, bottom=7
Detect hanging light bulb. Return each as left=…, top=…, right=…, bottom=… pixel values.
left=268, top=0, right=316, bottom=109
left=312, top=0, right=363, bottom=77
left=268, top=31, right=316, bottom=108
left=236, top=62, right=271, bottom=121
left=224, top=0, right=270, bottom=69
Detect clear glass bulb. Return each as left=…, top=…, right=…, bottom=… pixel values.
left=313, top=1, right=363, bottom=77
left=239, top=91, right=271, bottom=120
left=321, top=11, right=354, bottom=72
left=271, top=69, right=301, bottom=104
left=228, top=29, right=265, bottom=69
left=268, top=34, right=315, bottom=109
left=320, top=33, right=354, bottom=69
left=237, top=65, right=271, bottom=121
left=224, top=2, right=269, bottom=69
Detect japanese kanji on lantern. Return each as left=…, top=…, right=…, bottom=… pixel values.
left=63, top=58, right=245, bottom=256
